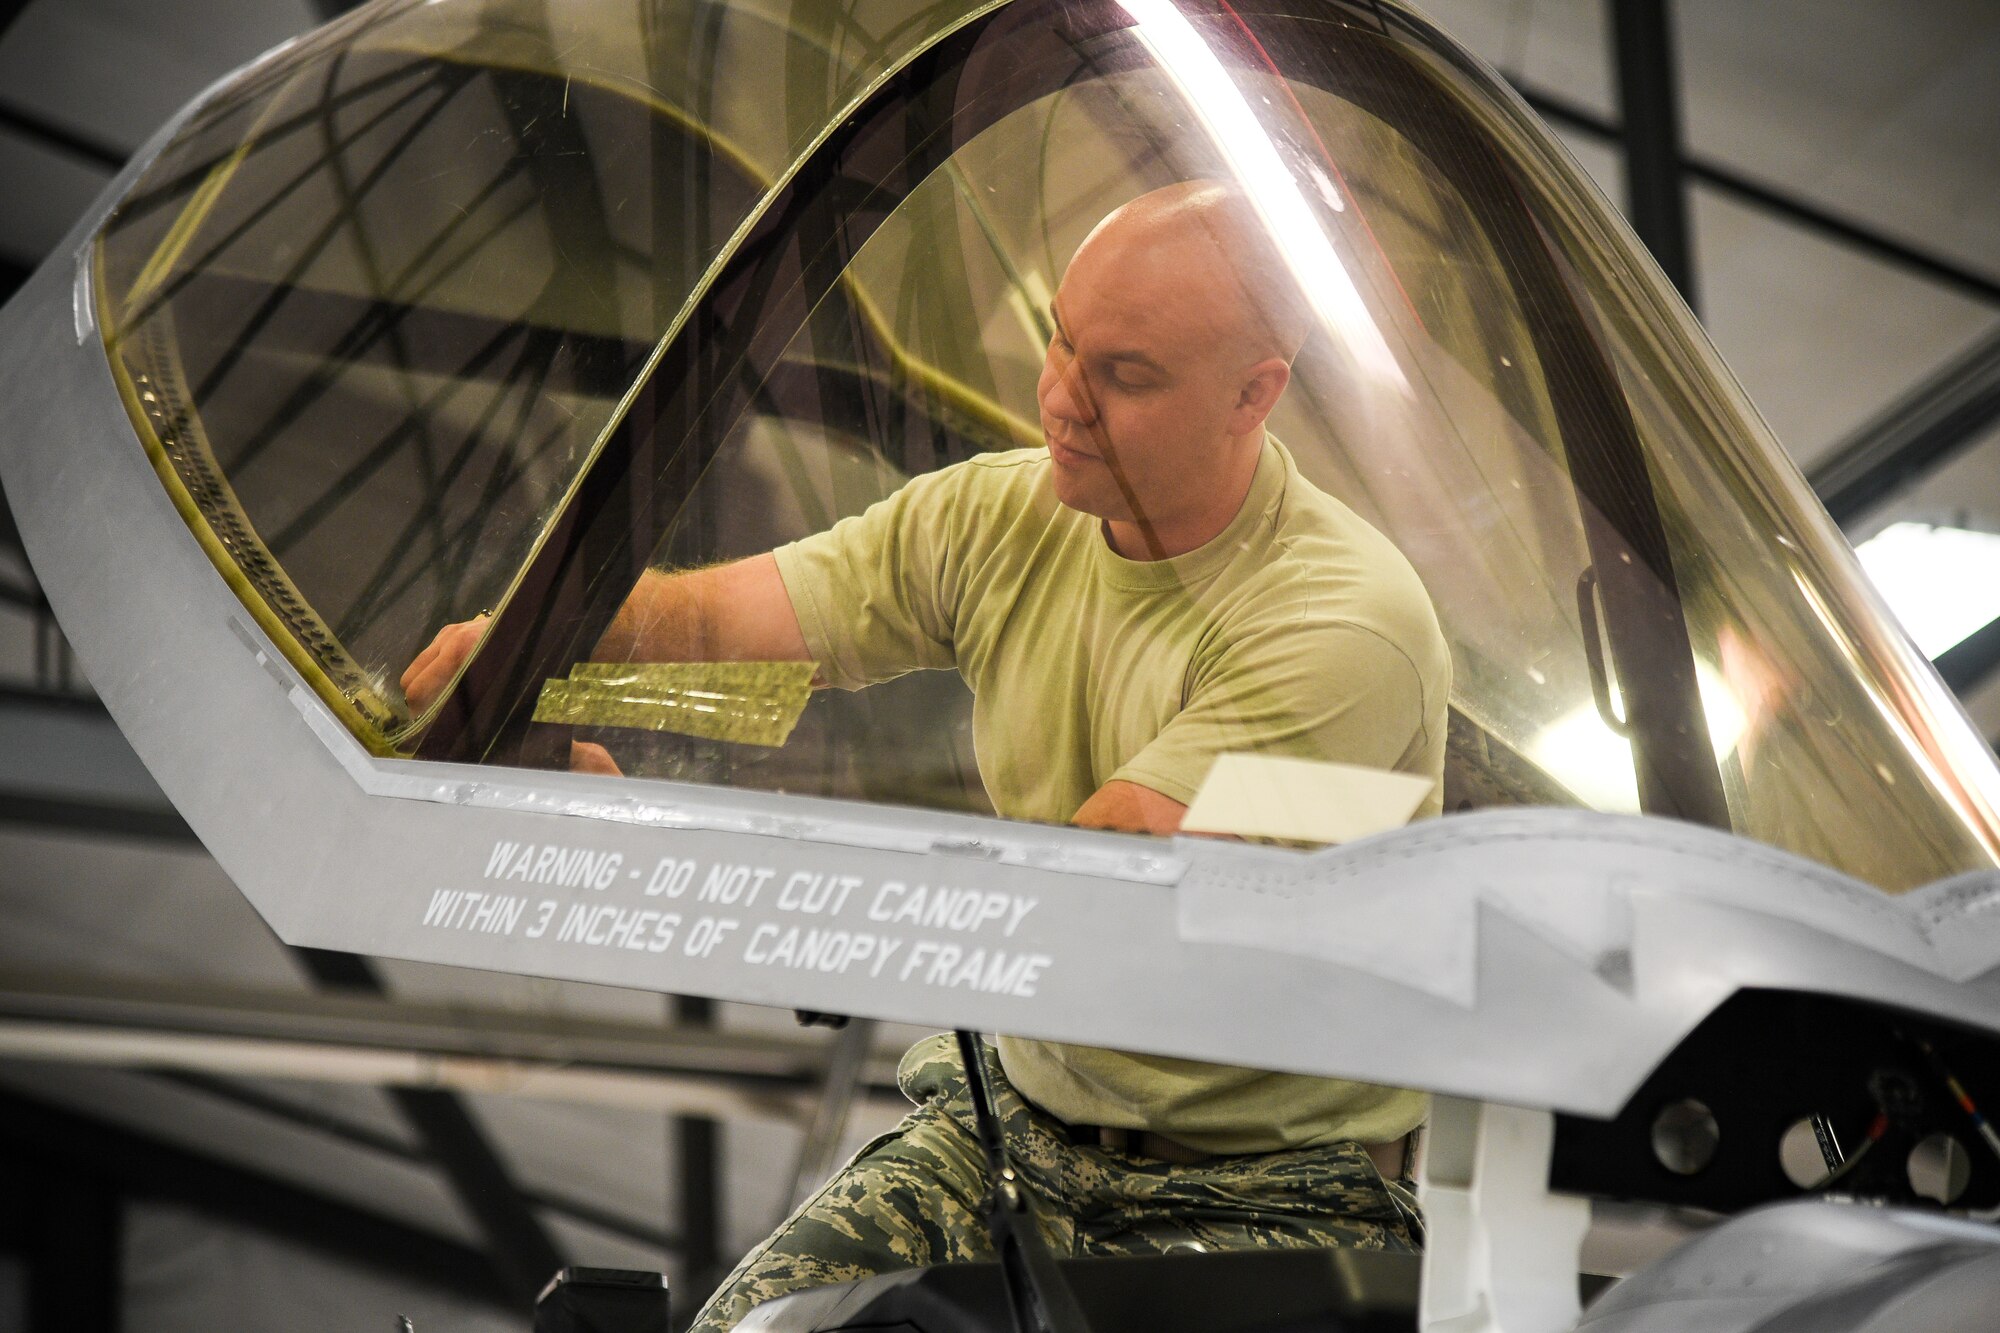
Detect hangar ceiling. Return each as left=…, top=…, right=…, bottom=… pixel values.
left=0, top=1, right=1996, bottom=1329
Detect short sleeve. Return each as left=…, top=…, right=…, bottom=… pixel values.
left=1111, top=621, right=1432, bottom=805
left=771, top=468, right=961, bottom=690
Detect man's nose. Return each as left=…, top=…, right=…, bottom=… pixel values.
left=1041, top=356, right=1095, bottom=425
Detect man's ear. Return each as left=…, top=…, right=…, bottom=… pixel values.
left=1229, top=358, right=1291, bottom=436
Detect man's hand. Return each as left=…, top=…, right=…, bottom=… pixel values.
left=401, top=618, right=624, bottom=777
left=400, top=614, right=489, bottom=713
left=403, top=557, right=808, bottom=718
left=1072, top=779, right=1187, bottom=835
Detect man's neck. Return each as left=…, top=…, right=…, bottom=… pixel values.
left=1102, top=435, right=1264, bottom=561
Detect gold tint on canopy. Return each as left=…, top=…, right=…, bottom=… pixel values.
left=94, top=0, right=2000, bottom=892
left=533, top=662, right=816, bottom=746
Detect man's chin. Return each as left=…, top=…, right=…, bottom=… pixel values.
left=1048, top=462, right=1126, bottom=522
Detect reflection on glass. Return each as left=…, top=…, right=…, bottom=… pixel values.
left=97, top=0, right=2000, bottom=894
left=1529, top=665, right=1747, bottom=814
left=93, top=0, right=999, bottom=741
left=1117, top=0, right=1404, bottom=391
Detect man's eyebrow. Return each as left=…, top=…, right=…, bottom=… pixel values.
left=1100, top=349, right=1167, bottom=374
left=1047, top=304, right=1167, bottom=375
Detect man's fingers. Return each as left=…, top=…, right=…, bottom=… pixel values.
left=399, top=638, right=441, bottom=695
left=400, top=620, right=471, bottom=693
left=401, top=615, right=489, bottom=712
left=570, top=741, right=623, bottom=776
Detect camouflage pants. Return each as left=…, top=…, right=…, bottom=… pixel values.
left=688, top=1034, right=1423, bottom=1332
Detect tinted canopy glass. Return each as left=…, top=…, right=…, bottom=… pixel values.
left=97, top=0, right=2000, bottom=891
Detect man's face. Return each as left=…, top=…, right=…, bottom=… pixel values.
left=1035, top=227, right=1257, bottom=531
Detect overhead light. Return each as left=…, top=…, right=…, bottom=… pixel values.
left=1117, top=0, right=1407, bottom=391
left=1853, top=522, right=2000, bottom=660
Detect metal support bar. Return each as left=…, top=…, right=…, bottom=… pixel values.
left=0, top=574, right=39, bottom=608
left=674, top=994, right=725, bottom=1309
left=293, top=948, right=567, bottom=1307
left=1810, top=325, right=2000, bottom=527
left=0, top=792, right=196, bottom=843
left=160, top=1069, right=683, bottom=1254
left=0, top=1017, right=858, bottom=1117
left=0, top=0, right=37, bottom=46
left=395, top=1087, right=568, bottom=1305
left=1936, top=614, right=2000, bottom=697
left=4, top=1142, right=120, bottom=1333
left=1418, top=1098, right=1591, bottom=1333
left=0, top=1083, right=512, bottom=1309
left=0, top=968, right=903, bottom=1097
left=0, top=254, right=29, bottom=307
left=0, top=99, right=124, bottom=172
left=1512, top=86, right=2000, bottom=311
left=1608, top=0, right=1696, bottom=311
left=0, top=686, right=194, bottom=842
left=786, top=1018, right=879, bottom=1211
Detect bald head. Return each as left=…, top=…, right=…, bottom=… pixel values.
left=1072, top=181, right=1312, bottom=365
left=1037, top=181, right=1314, bottom=559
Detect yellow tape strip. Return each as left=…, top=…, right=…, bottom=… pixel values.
left=567, top=660, right=815, bottom=696
left=533, top=661, right=815, bottom=747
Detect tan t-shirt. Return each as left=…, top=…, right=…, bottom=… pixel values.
left=773, top=439, right=1449, bottom=1153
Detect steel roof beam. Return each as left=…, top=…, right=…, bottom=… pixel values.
left=0, top=791, right=196, bottom=844
left=0, top=1016, right=909, bottom=1125
left=1608, top=0, right=1696, bottom=312
left=0, top=0, right=35, bottom=46
left=0, top=687, right=192, bottom=843
left=0, top=968, right=905, bottom=1092
left=4, top=1135, right=121, bottom=1332
left=1513, top=87, right=2000, bottom=311
left=292, top=947, right=568, bottom=1307
left=2, top=452, right=27, bottom=556
left=0, top=254, right=28, bottom=308
left=674, top=994, right=725, bottom=1302
left=786, top=1018, right=878, bottom=1214
left=1809, top=326, right=2000, bottom=528
left=0, top=1083, right=514, bottom=1310
left=0, top=99, right=124, bottom=172
left=158, top=1069, right=682, bottom=1255
left=1935, top=609, right=2000, bottom=698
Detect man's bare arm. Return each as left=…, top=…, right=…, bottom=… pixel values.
left=401, top=553, right=807, bottom=713
left=1071, top=779, right=1187, bottom=836
left=594, top=554, right=810, bottom=665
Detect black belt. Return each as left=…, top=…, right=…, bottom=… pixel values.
left=1064, top=1122, right=1215, bottom=1165
left=1061, top=1120, right=1414, bottom=1178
